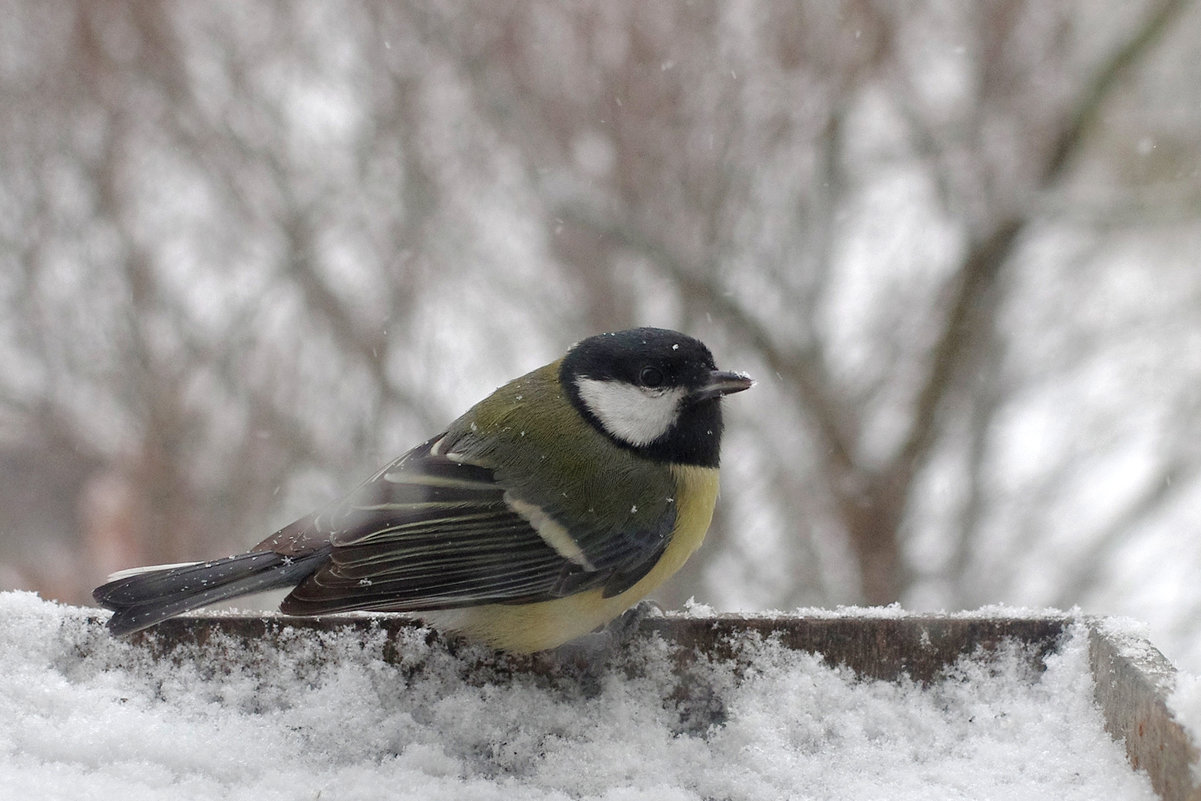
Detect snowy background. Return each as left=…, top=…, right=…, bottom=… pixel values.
left=3, top=0, right=1201, bottom=680
left=0, top=592, right=1169, bottom=801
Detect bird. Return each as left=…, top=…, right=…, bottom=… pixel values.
left=93, top=327, right=753, bottom=652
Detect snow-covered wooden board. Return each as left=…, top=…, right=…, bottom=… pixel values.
left=4, top=592, right=1198, bottom=800
left=114, top=607, right=1201, bottom=800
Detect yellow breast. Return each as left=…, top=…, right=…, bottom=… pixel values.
left=438, top=463, right=720, bottom=652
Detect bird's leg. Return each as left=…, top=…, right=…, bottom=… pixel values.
left=611, top=599, right=664, bottom=642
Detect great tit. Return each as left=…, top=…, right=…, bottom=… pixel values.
left=93, top=327, right=753, bottom=652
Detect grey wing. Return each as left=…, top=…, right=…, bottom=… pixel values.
left=279, top=435, right=671, bottom=615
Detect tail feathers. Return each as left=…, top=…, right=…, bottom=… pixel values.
left=93, top=549, right=329, bottom=635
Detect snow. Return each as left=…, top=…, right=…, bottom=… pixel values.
left=0, top=591, right=1163, bottom=801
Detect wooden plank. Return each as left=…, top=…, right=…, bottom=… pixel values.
left=1089, top=622, right=1201, bottom=801
left=641, top=614, right=1068, bottom=683
left=120, top=612, right=1068, bottom=682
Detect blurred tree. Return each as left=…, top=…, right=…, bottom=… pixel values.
left=433, top=0, right=1199, bottom=608
left=1, top=0, right=1199, bottom=679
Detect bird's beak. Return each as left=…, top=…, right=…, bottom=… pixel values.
left=692, top=369, right=755, bottom=402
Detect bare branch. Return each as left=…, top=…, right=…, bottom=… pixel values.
left=1044, top=0, right=1193, bottom=183
left=888, top=0, right=1190, bottom=512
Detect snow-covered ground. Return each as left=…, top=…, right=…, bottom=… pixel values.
left=0, top=592, right=1172, bottom=800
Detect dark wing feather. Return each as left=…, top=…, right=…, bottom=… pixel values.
left=279, top=432, right=675, bottom=615
left=279, top=437, right=578, bottom=614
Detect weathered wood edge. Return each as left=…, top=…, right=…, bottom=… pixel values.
left=641, top=613, right=1070, bottom=682
left=113, top=611, right=1071, bottom=683
left=1088, top=620, right=1201, bottom=801
left=110, top=610, right=1071, bottom=686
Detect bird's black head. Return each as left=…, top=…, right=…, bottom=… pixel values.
left=560, top=327, right=753, bottom=467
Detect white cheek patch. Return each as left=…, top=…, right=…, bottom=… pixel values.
left=575, top=377, right=687, bottom=447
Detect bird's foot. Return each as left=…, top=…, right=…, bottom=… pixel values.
left=542, top=600, right=665, bottom=682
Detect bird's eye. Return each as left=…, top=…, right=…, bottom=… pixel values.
left=639, top=366, right=664, bottom=388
